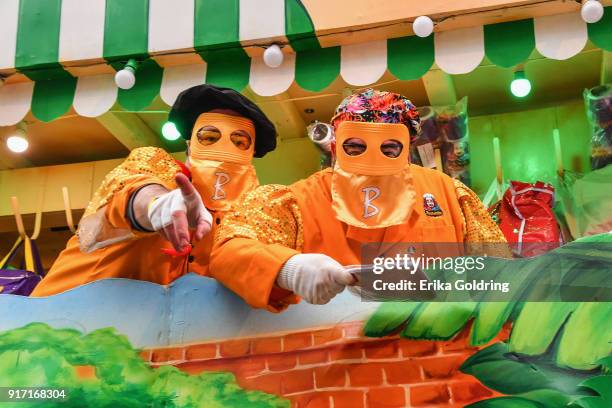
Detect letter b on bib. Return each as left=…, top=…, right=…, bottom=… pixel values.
left=213, top=172, right=231, bottom=200
left=362, top=186, right=380, bottom=218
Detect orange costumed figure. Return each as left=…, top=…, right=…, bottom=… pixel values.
left=210, top=89, right=508, bottom=312
left=32, top=85, right=277, bottom=296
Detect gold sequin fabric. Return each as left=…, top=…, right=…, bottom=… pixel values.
left=214, top=184, right=304, bottom=251
left=453, top=179, right=511, bottom=257
left=84, top=147, right=181, bottom=217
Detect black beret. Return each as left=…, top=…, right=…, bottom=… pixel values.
left=169, top=84, right=277, bottom=158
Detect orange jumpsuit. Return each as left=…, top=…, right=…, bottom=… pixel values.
left=210, top=166, right=507, bottom=312
left=31, top=147, right=218, bottom=296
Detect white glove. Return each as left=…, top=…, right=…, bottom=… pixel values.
left=147, top=174, right=213, bottom=250
left=276, top=253, right=355, bottom=304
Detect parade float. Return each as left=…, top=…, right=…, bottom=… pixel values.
left=0, top=1, right=611, bottom=407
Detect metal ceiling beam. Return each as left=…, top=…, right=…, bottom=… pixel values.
left=422, top=69, right=458, bottom=106
left=96, top=111, right=163, bottom=150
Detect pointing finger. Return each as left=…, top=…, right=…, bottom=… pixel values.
left=175, top=173, right=197, bottom=199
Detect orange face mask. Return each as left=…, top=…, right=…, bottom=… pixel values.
left=189, top=112, right=259, bottom=211
left=331, top=121, right=416, bottom=229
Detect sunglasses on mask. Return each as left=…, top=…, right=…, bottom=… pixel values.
left=196, top=126, right=252, bottom=150
left=342, top=138, right=404, bottom=158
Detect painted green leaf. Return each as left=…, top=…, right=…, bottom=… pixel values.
left=295, top=46, right=341, bottom=92
left=461, top=342, right=591, bottom=396
left=470, top=302, right=515, bottom=346
left=402, top=302, right=476, bottom=340
left=484, top=19, right=535, bottom=68
left=118, top=59, right=163, bottom=111
left=387, top=35, right=434, bottom=81
left=363, top=301, right=420, bottom=337
left=467, top=389, right=572, bottom=408
left=572, top=375, right=612, bottom=408
left=597, top=356, right=612, bottom=373
left=556, top=303, right=612, bottom=370
left=509, top=302, right=578, bottom=355
left=467, top=396, right=544, bottom=408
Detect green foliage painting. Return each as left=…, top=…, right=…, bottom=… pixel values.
left=0, top=323, right=289, bottom=408
left=364, top=233, right=612, bottom=407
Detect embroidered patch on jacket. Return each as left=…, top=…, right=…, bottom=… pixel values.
left=423, top=193, right=443, bottom=217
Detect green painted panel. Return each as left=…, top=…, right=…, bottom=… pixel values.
left=15, top=0, right=62, bottom=69
left=295, top=46, right=340, bottom=92
left=117, top=59, right=163, bottom=111
left=588, top=6, right=612, bottom=51
left=388, top=35, right=434, bottom=81
left=202, top=49, right=250, bottom=91
left=484, top=19, right=534, bottom=68
left=31, top=77, right=78, bottom=122
left=194, top=0, right=248, bottom=90
left=285, top=0, right=319, bottom=52
left=194, top=0, right=239, bottom=50
left=103, top=0, right=149, bottom=61
left=468, top=100, right=591, bottom=197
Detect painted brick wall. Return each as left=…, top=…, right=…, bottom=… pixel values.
left=142, top=322, right=510, bottom=408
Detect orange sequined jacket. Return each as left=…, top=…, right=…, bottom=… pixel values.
left=31, top=147, right=218, bottom=296
left=210, top=166, right=507, bottom=312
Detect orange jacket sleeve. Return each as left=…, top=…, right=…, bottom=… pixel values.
left=210, top=184, right=304, bottom=312
left=77, top=147, right=181, bottom=252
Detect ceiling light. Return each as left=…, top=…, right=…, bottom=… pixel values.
left=6, top=126, right=28, bottom=153
left=161, top=121, right=181, bottom=141
left=413, top=16, right=434, bottom=37
left=510, top=70, right=531, bottom=98
left=581, top=0, right=604, bottom=24
left=114, top=59, right=139, bottom=90
left=263, top=44, right=284, bottom=68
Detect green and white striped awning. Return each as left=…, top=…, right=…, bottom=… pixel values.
left=0, top=0, right=610, bottom=125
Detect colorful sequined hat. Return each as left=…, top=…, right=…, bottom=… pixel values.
left=169, top=84, right=277, bottom=158
left=330, top=89, right=421, bottom=137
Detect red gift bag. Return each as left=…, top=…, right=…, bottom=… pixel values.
left=493, top=181, right=562, bottom=257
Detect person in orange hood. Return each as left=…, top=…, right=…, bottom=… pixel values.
left=32, top=85, right=276, bottom=296
left=210, top=89, right=507, bottom=312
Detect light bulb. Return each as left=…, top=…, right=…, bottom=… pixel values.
left=162, top=121, right=181, bottom=141
left=510, top=71, right=531, bottom=98
left=115, top=66, right=136, bottom=90
left=263, top=44, right=284, bottom=68
left=7, top=135, right=28, bottom=153
left=413, top=16, right=434, bottom=38
left=581, top=0, right=604, bottom=23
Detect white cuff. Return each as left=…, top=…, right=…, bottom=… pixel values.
left=276, top=254, right=303, bottom=291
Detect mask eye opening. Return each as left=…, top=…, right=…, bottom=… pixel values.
left=230, top=130, right=252, bottom=151
left=196, top=126, right=222, bottom=146
left=342, top=137, right=367, bottom=156
left=380, top=139, right=403, bottom=158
